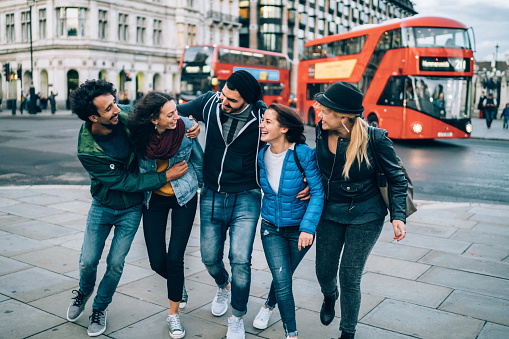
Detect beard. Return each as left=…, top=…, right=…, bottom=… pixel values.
left=222, top=102, right=247, bottom=114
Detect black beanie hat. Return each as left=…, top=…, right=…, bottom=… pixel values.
left=226, top=70, right=262, bottom=104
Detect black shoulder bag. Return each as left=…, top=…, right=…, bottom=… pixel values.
left=368, top=127, right=417, bottom=218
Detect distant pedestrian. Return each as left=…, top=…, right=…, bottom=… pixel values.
left=483, top=93, right=497, bottom=129
left=49, top=91, right=57, bottom=114
left=501, top=103, right=509, bottom=130
left=477, top=91, right=486, bottom=119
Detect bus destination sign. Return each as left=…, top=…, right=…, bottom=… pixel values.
left=419, top=57, right=470, bottom=72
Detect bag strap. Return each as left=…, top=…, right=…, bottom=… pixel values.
left=293, top=144, right=306, bottom=180
left=368, top=127, right=387, bottom=187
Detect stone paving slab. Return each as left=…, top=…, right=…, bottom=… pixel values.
left=361, top=272, right=452, bottom=308
left=364, top=254, right=431, bottom=280
left=472, top=222, right=509, bottom=237
left=0, top=233, right=53, bottom=257
left=11, top=246, right=81, bottom=274
left=0, top=267, right=76, bottom=303
left=418, top=266, right=509, bottom=300
left=439, top=290, right=509, bottom=326
left=451, top=228, right=509, bottom=247
left=28, top=322, right=95, bottom=339
left=17, top=192, right=76, bottom=206
left=477, top=323, right=509, bottom=339
left=0, top=219, right=79, bottom=240
left=0, top=214, right=30, bottom=226
left=419, top=250, right=509, bottom=279
left=0, top=255, right=31, bottom=276
left=0, top=299, right=66, bottom=338
left=0, top=201, right=64, bottom=219
left=404, top=221, right=459, bottom=238
left=361, top=299, right=484, bottom=339
left=371, top=241, right=431, bottom=261
left=400, top=233, right=472, bottom=253
left=463, top=243, right=509, bottom=261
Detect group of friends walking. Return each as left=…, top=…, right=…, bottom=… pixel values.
left=66, top=70, right=408, bottom=339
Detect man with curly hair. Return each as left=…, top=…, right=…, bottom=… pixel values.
left=66, top=79, right=183, bottom=337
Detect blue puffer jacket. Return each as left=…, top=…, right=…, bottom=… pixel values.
left=258, top=144, right=324, bottom=234
left=138, top=116, right=203, bottom=207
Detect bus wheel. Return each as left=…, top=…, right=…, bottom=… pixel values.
left=308, top=108, right=316, bottom=126
left=367, top=114, right=379, bottom=128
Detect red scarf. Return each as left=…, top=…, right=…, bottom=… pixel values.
left=146, top=119, right=185, bottom=160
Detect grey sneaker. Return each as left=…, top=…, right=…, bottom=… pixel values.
left=226, top=316, right=245, bottom=339
left=87, top=309, right=107, bottom=337
left=66, top=289, right=91, bottom=322
left=253, top=306, right=273, bottom=329
left=179, top=283, right=188, bottom=310
left=211, top=287, right=230, bottom=316
left=167, top=313, right=186, bottom=339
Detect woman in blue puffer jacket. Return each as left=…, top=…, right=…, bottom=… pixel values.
left=252, top=104, right=324, bottom=339
left=128, top=91, right=203, bottom=339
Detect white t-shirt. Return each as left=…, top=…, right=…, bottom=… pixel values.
left=264, top=144, right=295, bottom=194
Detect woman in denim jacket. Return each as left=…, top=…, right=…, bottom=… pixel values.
left=128, top=92, right=203, bottom=339
left=252, top=104, right=324, bottom=339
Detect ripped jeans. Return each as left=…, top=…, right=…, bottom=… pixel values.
left=260, top=220, right=312, bottom=337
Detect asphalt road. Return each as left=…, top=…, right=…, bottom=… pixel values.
left=0, top=115, right=507, bottom=205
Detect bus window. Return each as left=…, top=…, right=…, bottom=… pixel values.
left=229, top=50, right=242, bottom=65
left=377, top=76, right=405, bottom=106
left=261, top=83, right=284, bottom=96
left=411, top=27, right=470, bottom=49
left=253, top=53, right=265, bottom=66
left=218, top=48, right=229, bottom=63
left=306, top=83, right=331, bottom=101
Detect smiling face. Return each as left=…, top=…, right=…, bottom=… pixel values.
left=317, top=106, right=345, bottom=131
left=220, top=85, right=248, bottom=114
left=259, top=109, right=288, bottom=144
left=152, top=100, right=179, bottom=133
left=91, top=94, right=121, bottom=129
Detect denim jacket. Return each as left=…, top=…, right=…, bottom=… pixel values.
left=138, top=116, right=203, bottom=207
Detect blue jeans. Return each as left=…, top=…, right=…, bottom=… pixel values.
left=261, top=220, right=311, bottom=337
left=315, top=217, right=384, bottom=335
left=79, top=199, right=142, bottom=310
left=199, top=186, right=261, bottom=317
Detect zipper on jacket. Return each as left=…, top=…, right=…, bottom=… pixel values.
left=327, top=148, right=338, bottom=200
left=217, top=145, right=228, bottom=192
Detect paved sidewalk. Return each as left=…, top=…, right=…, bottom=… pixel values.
left=0, top=186, right=508, bottom=338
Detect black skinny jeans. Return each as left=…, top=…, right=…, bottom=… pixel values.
left=143, top=193, right=197, bottom=302
left=315, top=217, right=384, bottom=334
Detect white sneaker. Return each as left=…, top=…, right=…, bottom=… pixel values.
left=253, top=306, right=273, bottom=329
left=211, top=287, right=230, bottom=316
left=227, top=316, right=245, bottom=339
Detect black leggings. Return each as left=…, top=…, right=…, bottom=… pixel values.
left=143, top=193, right=197, bottom=302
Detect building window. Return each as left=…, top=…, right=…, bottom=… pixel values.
left=98, top=10, right=107, bottom=39
left=188, top=24, right=196, bottom=46
left=57, top=7, right=86, bottom=37
left=153, top=19, right=162, bottom=46
left=39, top=9, right=47, bottom=39
left=187, top=0, right=194, bottom=7
left=21, top=11, right=31, bottom=42
left=6, top=13, right=15, bottom=42
left=136, top=16, right=146, bottom=44
left=118, top=13, right=128, bottom=42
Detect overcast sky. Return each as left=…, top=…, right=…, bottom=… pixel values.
left=412, top=0, right=509, bottom=62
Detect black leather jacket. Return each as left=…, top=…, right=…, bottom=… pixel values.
left=316, top=122, right=407, bottom=222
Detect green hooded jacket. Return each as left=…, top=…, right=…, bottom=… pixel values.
left=77, top=111, right=166, bottom=210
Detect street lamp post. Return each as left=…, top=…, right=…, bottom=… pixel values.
left=28, top=0, right=36, bottom=114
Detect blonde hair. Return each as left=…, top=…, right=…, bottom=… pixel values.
left=317, top=104, right=370, bottom=179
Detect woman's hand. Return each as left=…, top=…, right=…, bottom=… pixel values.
left=185, top=115, right=200, bottom=138
left=298, top=231, right=314, bottom=251
left=165, top=160, right=188, bottom=182
left=392, top=219, right=406, bottom=242
left=296, top=178, right=310, bottom=201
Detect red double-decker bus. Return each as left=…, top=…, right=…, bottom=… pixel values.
left=179, top=45, right=290, bottom=106
left=297, top=16, right=474, bottom=139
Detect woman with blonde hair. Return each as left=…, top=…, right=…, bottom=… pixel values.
left=313, top=81, right=407, bottom=339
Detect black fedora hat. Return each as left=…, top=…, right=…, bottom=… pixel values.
left=314, top=81, right=364, bottom=115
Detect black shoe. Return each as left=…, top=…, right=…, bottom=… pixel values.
left=320, top=290, right=338, bottom=326
left=340, top=331, right=355, bottom=339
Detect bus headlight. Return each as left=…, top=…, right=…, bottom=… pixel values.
left=412, top=123, right=423, bottom=134
left=465, top=123, right=472, bottom=133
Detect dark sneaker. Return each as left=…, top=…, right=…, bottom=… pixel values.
left=167, top=313, right=186, bottom=338
left=66, top=289, right=91, bottom=322
left=340, top=331, right=355, bottom=339
left=320, top=291, right=338, bottom=326
left=87, top=309, right=107, bottom=337
left=179, top=283, right=188, bottom=310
